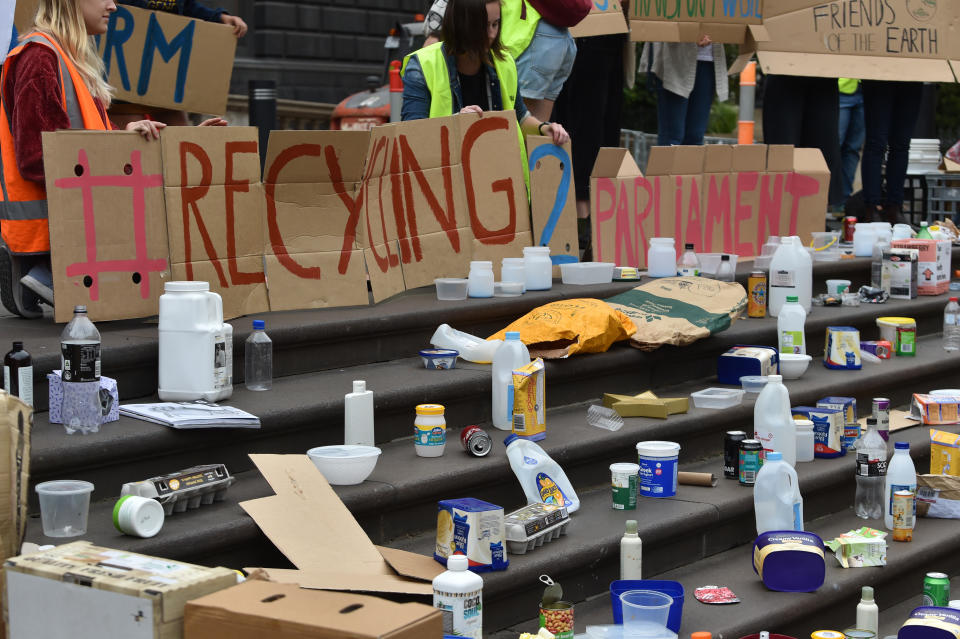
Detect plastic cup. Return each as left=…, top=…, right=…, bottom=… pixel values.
left=35, top=480, right=94, bottom=537
left=619, top=589, right=672, bottom=638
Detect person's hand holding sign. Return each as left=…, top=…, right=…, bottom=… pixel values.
left=220, top=14, right=248, bottom=37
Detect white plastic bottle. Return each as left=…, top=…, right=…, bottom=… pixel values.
left=753, top=451, right=803, bottom=535
left=856, top=586, right=879, bottom=636
left=795, top=419, right=814, bottom=463
left=492, top=332, right=529, bottom=430
left=884, top=441, right=917, bottom=530
left=432, top=553, right=483, bottom=639
left=768, top=237, right=812, bottom=315
left=504, top=434, right=580, bottom=512
left=620, top=519, right=642, bottom=579
left=777, top=295, right=807, bottom=355
left=716, top=254, right=735, bottom=282
left=944, top=297, right=960, bottom=352
left=244, top=320, right=272, bottom=391
left=677, top=243, right=700, bottom=277
left=647, top=237, right=676, bottom=278
left=753, top=375, right=796, bottom=466
left=523, top=246, right=553, bottom=291
left=467, top=261, right=494, bottom=298
left=344, top=380, right=374, bottom=446
left=158, top=281, right=233, bottom=401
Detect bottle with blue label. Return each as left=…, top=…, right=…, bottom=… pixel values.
left=504, top=435, right=580, bottom=513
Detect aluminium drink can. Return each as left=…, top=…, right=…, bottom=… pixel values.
left=923, top=572, right=951, bottom=607
left=739, top=439, right=763, bottom=486
left=843, top=216, right=857, bottom=242
left=748, top=271, right=767, bottom=318
left=724, top=430, right=747, bottom=479
left=460, top=425, right=492, bottom=457
left=872, top=398, right=891, bottom=442
left=892, top=490, right=915, bottom=542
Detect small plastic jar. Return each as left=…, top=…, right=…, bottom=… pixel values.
left=795, top=419, right=815, bottom=463
left=647, top=238, right=676, bottom=278
left=523, top=246, right=552, bottom=291
left=467, top=261, right=494, bottom=298
left=414, top=404, right=446, bottom=457
left=501, top=257, right=526, bottom=292
left=113, top=495, right=165, bottom=538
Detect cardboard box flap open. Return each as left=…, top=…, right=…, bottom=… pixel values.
left=244, top=568, right=434, bottom=596
left=731, top=144, right=767, bottom=172
left=591, top=147, right=641, bottom=179
left=644, top=146, right=675, bottom=176
left=941, top=157, right=960, bottom=173
left=767, top=145, right=795, bottom=172
left=569, top=0, right=628, bottom=38
left=792, top=147, right=829, bottom=174
left=671, top=145, right=706, bottom=174
left=703, top=145, right=733, bottom=172
left=756, top=51, right=956, bottom=83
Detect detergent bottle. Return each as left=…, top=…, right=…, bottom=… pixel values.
left=504, top=435, right=580, bottom=513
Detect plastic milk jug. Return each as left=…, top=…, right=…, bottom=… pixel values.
left=158, top=282, right=233, bottom=401
left=754, top=451, right=804, bottom=535
left=505, top=434, right=580, bottom=513
left=769, top=237, right=812, bottom=315
left=492, top=332, right=530, bottom=430
left=754, top=375, right=796, bottom=466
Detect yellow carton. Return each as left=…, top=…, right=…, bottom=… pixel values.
left=930, top=428, right=960, bottom=475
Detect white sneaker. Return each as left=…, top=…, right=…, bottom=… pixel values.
left=20, top=263, right=54, bottom=306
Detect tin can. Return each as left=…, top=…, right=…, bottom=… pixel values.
left=540, top=601, right=574, bottom=639
left=842, top=630, right=876, bottom=639
left=843, top=423, right=861, bottom=453
left=723, top=430, right=747, bottom=479
left=460, top=425, right=492, bottom=457
left=843, top=216, right=857, bottom=242
left=872, top=398, right=891, bottom=442
left=812, top=631, right=845, bottom=639
left=923, top=572, right=951, bottom=607
left=748, top=271, right=767, bottom=318
left=892, top=490, right=915, bottom=542
left=739, top=439, right=763, bottom=486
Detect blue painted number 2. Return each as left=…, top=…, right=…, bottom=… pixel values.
left=528, top=144, right=578, bottom=265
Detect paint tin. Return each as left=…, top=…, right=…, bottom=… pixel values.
left=636, top=441, right=680, bottom=498
left=893, top=490, right=915, bottom=542
left=748, top=271, right=767, bottom=318
left=724, top=431, right=747, bottom=479
left=739, top=439, right=763, bottom=486
left=610, top=463, right=639, bottom=510
left=460, top=425, right=492, bottom=457
left=811, top=632, right=845, bottom=639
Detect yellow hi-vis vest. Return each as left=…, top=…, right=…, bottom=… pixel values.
left=500, top=0, right=541, bottom=60
left=402, top=42, right=529, bottom=189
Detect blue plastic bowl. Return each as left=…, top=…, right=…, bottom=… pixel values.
left=610, top=580, right=684, bottom=631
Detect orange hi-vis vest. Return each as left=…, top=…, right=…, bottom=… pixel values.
left=0, top=32, right=111, bottom=255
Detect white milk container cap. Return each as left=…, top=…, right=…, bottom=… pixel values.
left=447, top=554, right=469, bottom=571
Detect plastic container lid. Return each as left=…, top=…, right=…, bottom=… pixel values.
left=470, top=260, right=493, bottom=268
left=113, top=495, right=165, bottom=538
left=876, top=316, right=917, bottom=326
left=767, top=451, right=783, bottom=461
left=505, top=331, right=521, bottom=340
left=164, top=281, right=209, bottom=292
left=896, top=441, right=910, bottom=450
left=252, top=320, right=265, bottom=329
left=795, top=420, right=813, bottom=432
left=610, top=462, right=640, bottom=475
left=446, top=554, right=469, bottom=571
left=636, top=441, right=681, bottom=458
left=35, top=480, right=94, bottom=496
left=684, top=243, right=695, bottom=250
left=523, top=246, right=550, bottom=254
left=753, top=531, right=825, bottom=593
left=504, top=434, right=519, bottom=447
left=416, top=404, right=445, bottom=416
left=786, top=295, right=798, bottom=302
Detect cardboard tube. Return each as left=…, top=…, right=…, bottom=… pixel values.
left=678, top=472, right=718, bottom=487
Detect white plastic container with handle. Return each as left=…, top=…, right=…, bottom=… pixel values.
left=492, top=332, right=529, bottom=430
left=505, top=434, right=580, bottom=512
left=769, top=237, right=812, bottom=315
left=753, top=375, right=797, bottom=466
left=753, top=451, right=804, bottom=535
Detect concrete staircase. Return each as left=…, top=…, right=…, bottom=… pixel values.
left=8, top=251, right=960, bottom=638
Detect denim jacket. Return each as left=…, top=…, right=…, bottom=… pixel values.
left=401, top=44, right=528, bottom=123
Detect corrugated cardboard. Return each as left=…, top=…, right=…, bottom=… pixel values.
left=569, top=0, right=629, bottom=37
left=4, top=541, right=235, bottom=639
left=630, top=0, right=764, bottom=43
left=184, top=580, right=442, bottom=639
left=736, top=0, right=957, bottom=81
left=96, top=6, right=236, bottom=114
left=42, top=130, right=171, bottom=323
left=528, top=136, right=580, bottom=270
left=891, top=238, right=951, bottom=295
left=0, top=391, right=31, bottom=563
left=590, top=144, right=827, bottom=268
left=240, top=454, right=436, bottom=595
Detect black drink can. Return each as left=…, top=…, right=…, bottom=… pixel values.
left=724, top=430, right=747, bottom=479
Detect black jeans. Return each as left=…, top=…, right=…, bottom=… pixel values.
left=861, top=80, right=923, bottom=207
left=762, top=75, right=843, bottom=206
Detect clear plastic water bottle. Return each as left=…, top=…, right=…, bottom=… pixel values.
left=60, top=305, right=102, bottom=435
left=677, top=243, right=700, bottom=277
left=244, top=320, right=272, bottom=391
left=944, top=297, right=960, bottom=352
left=716, top=254, right=735, bottom=282
left=854, top=417, right=886, bottom=520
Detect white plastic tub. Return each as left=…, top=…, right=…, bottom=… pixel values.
left=560, top=262, right=615, bottom=285
left=690, top=388, right=745, bottom=409
left=307, top=445, right=382, bottom=485
left=434, top=278, right=468, bottom=301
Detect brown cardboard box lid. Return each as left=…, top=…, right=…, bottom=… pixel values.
left=766, top=145, right=795, bottom=172
left=644, top=146, right=675, bottom=176
left=731, top=144, right=767, bottom=172
left=703, top=145, right=733, bottom=172
left=941, top=158, right=960, bottom=173
left=590, top=147, right=642, bottom=179
left=184, top=580, right=442, bottom=639
left=671, top=145, right=706, bottom=175
left=792, top=147, right=829, bottom=174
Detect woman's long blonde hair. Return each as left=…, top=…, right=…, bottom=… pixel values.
left=28, top=0, right=114, bottom=105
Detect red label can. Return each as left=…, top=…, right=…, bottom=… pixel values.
left=460, top=425, right=492, bottom=457
left=843, top=216, right=857, bottom=243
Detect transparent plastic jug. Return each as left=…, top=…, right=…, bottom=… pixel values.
left=753, top=375, right=796, bottom=466
left=754, top=451, right=803, bottom=535
left=768, top=237, right=812, bottom=315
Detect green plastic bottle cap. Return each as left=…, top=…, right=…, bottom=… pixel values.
left=787, top=295, right=798, bottom=303
left=862, top=585, right=874, bottom=601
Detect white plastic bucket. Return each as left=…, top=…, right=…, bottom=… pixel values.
left=635, top=441, right=681, bottom=498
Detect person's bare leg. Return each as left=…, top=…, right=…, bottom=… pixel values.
left=523, top=97, right=555, bottom=124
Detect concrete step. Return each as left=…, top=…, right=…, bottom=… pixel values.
left=876, top=575, right=960, bottom=638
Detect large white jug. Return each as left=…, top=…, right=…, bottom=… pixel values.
left=768, top=237, right=812, bottom=316
left=158, top=282, right=233, bottom=401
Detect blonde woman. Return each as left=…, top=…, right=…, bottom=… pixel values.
left=0, top=0, right=223, bottom=317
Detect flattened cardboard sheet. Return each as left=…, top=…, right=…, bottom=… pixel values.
left=569, top=0, right=629, bottom=37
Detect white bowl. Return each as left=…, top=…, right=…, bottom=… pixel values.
left=779, top=353, right=812, bottom=379
left=307, top=445, right=382, bottom=485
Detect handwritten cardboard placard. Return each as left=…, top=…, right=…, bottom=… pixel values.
left=630, top=0, right=764, bottom=43
left=96, top=5, right=236, bottom=114
left=590, top=144, right=828, bottom=269
left=527, top=136, right=579, bottom=267
left=42, top=130, right=170, bottom=323
left=569, top=0, right=629, bottom=37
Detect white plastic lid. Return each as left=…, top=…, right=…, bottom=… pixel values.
left=794, top=419, right=813, bottom=431
left=115, top=495, right=165, bottom=538
left=949, top=600, right=960, bottom=610
left=470, top=261, right=493, bottom=268
left=523, top=246, right=550, bottom=254
left=650, top=237, right=675, bottom=244
left=768, top=374, right=783, bottom=383
left=635, top=441, right=681, bottom=458
left=610, top=462, right=640, bottom=474
left=502, top=257, right=525, bottom=265
left=164, top=281, right=209, bottom=292
left=447, top=554, right=469, bottom=571
left=352, top=380, right=366, bottom=393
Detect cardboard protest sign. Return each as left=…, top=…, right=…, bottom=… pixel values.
left=527, top=136, right=580, bottom=268
left=262, top=130, right=371, bottom=311
left=13, top=0, right=36, bottom=33
left=569, top=0, right=629, bottom=37
left=43, top=131, right=170, bottom=323
left=96, top=5, right=236, bottom=114
left=591, top=144, right=828, bottom=269
left=630, top=0, right=765, bottom=43
left=161, top=126, right=269, bottom=319
left=733, top=0, right=957, bottom=82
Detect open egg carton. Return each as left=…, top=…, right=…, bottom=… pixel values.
left=120, top=464, right=236, bottom=515
left=504, top=502, right=570, bottom=554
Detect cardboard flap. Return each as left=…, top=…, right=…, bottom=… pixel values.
left=590, top=147, right=641, bottom=178
left=644, top=146, right=675, bottom=176
left=376, top=546, right=444, bottom=582
left=757, top=51, right=957, bottom=83
left=731, top=144, right=767, bottom=172
left=941, top=158, right=960, bottom=174
left=242, top=568, right=434, bottom=596
left=703, top=145, right=733, bottom=172
left=792, top=147, right=829, bottom=174
left=569, top=0, right=629, bottom=38
left=766, top=145, right=795, bottom=172
left=747, top=23, right=769, bottom=42
left=671, top=145, right=706, bottom=174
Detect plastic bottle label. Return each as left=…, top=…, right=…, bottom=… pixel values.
left=770, top=270, right=796, bottom=288
left=213, top=333, right=229, bottom=390
left=793, top=502, right=803, bottom=531
left=506, top=385, right=515, bottom=424
left=61, top=343, right=100, bottom=382
left=678, top=266, right=699, bottom=277
left=856, top=453, right=887, bottom=477
left=946, top=313, right=958, bottom=326
left=415, top=424, right=446, bottom=446
left=434, top=588, right=482, bottom=639
left=536, top=472, right=570, bottom=508
left=780, top=331, right=804, bottom=354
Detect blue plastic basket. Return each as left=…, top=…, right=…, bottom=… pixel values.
left=610, top=580, right=684, bottom=632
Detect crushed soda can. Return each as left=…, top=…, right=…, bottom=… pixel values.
left=694, top=585, right=740, bottom=604
left=460, top=425, right=492, bottom=457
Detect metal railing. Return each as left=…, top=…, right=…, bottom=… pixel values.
left=619, top=129, right=737, bottom=173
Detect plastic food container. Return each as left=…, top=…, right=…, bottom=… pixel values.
left=899, top=607, right=960, bottom=639
left=619, top=590, right=672, bottom=637
left=752, top=530, right=825, bottom=592
left=419, top=348, right=458, bottom=370
left=876, top=316, right=917, bottom=356
left=560, top=262, right=615, bottom=285
left=691, top=387, right=745, bottom=409
left=35, top=480, right=94, bottom=537
left=698, top=253, right=739, bottom=276
left=636, top=441, right=681, bottom=498
left=740, top=376, right=769, bottom=393
left=434, top=278, right=468, bottom=301
left=610, top=580, right=684, bottom=631
left=306, top=445, right=382, bottom=485
left=779, top=353, right=812, bottom=379
left=494, top=281, right=524, bottom=297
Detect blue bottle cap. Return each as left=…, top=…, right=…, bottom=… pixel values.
left=895, top=441, right=909, bottom=450
left=505, top=331, right=520, bottom=340
left=503, top=434, right=518, bottom=447
left=253, top=320, right=265, bottom=329
left=766, top=451, right=782, bottom=461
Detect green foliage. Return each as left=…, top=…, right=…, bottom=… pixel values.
left=708, top=101, right=738, bottom=135
left=936, top=84, right=960, bottom=152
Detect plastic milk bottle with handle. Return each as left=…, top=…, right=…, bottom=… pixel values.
left=492, top=332, right=530, bottom=430
left=505, top=435, right=580, bottom=513
left=753, top=451, right=803, bottom=535
left=753, top=375, right=796, bottom=466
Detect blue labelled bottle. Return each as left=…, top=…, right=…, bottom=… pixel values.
left=245, top=320, right=272, bottom=391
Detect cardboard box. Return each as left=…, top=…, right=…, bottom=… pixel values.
left=930, top=428, right=960, bottom=476
left=913, top=395, right=960, bottom=426
left=881, top=248, right=919, bottom=300
left=891, top=238, right=951, bottom=295
left=629, top=0, right=764, bottom=43
left=184, top=580, right=442, bottom=639
left=569, top=0, right=629, bottom=37
left=4, top=541, right=236, bottom=639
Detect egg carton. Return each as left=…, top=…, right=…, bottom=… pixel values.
left=120, top=464, right=236, bottom=516
left=504, top=502, right=570, bottom=555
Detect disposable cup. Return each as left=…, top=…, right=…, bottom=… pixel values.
left=619, top=589, right=672, bottom=638
left=35, top=480, right=94, bottom=537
